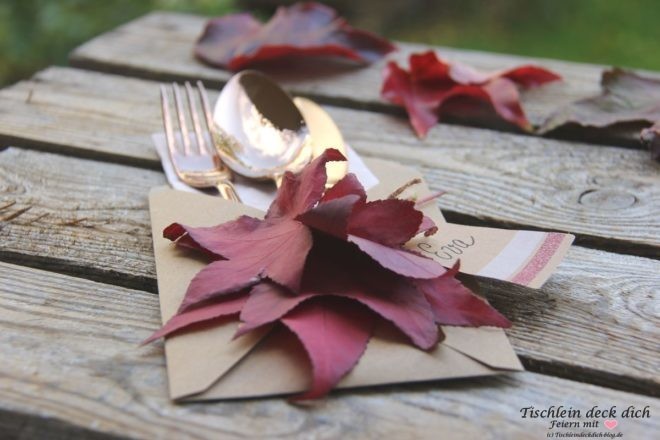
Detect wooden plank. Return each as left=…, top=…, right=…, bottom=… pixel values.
left=1, top=261, right=658, bottom=439
left=69, top=11, right=659, bottom=147
left=0, top=147, right=163, bottom=291
left=1, top=67, right=658, bottom=255
left=1, top=148, right=658, bottom=395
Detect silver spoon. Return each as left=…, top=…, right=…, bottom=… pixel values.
left=212, top=70, right=313, bottom=186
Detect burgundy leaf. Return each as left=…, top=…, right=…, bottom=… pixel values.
left=267, top=148, right=346, bottom=219
left=416, top=265, right=511, bottom=328
left=417, top=215, right=438, bottom=236
left=164, top=215, right=262, bottom=257
left=308, top=248, right=439, bottom=349
left=339, top=276, right=439, bottom=350
left=381, top=60, right=440, bottom=138
left=320, top=173, right=367, bottom=203
left=297, top=194, right=362, bottom=239
left=539, top=68, right=660, bottom=144
left=177, top=259, right=260, bottom=312
left=236, top=282, right=316, bottom=338
left=143, top=293, right=248, bottom=344
left=348, top=235, right=446, bottom=279
left=174, top=219, right=312, bottom=311
left=282, top=297, right=376, bottom=400
left=195, top=2, right=396, bottom=70
left=499, top=65, right=563, bottom=88
left=481, top=78, right=531, bottom=131
left=347, top=199, right=423, bottom=246
left=382, top=50, right=560, bottom=137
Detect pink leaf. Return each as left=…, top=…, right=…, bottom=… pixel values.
left=267, top=148, right=346, bottom=219
left=347, top=199, right=423, bottom=246
left=417, top=215, right=438, bottom=236
left=320, top=173, right=367, bottom=203
left=176, top=219, right=313, bottom=311
left=348, top=235, right=446, bottom=279
left=195, top=3, right=396, bottom=70
left=177, top=259, right=260, bottom=312
left=282, top=297, right=376, bottom=400
left=164, top=215, right=262, bottom=257
left=338, top=276, right=439, bottom=350
left=381, top=60, right=440, bottom=138
left=500, top=65, right=562, bottom=88
left=416, top=265, right=511, bottom=328
left=236, top=282, right=316, bottom=337
left=143, top=293, right=247, bottom=344
left=297, top=194, right=362, bottom=239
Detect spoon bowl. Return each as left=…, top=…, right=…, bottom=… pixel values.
left=212, top=70, right=312, bottom=184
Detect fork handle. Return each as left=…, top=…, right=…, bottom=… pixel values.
left=216, top=181, right=242, bottom=202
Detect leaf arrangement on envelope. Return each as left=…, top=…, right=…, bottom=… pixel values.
left=195, top=2, right=396, bottom=70
left=145, top=149, right=511, bottom=400
left=381, top=51, right=561, bottom=138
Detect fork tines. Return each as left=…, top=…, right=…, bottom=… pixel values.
left=160, top=81, right=216, bottom=159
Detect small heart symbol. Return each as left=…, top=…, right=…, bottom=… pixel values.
left=604, top=420, right=618, bottom=430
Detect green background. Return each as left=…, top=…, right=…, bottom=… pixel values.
left=1, top=0, right=658, bottom=87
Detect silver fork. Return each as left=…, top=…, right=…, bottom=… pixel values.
left=160, top=81, right=241, bottom=202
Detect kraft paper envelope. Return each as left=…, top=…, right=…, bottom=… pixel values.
left=148, top=159, right=575, bottom=400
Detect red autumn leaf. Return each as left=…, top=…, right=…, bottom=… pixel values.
left=142, top=293, right=248, bottom=345
left=417, top=215, right=438, bottom=236
left=347, top=199, right=423, bottom=246
left=237, top=245, right=440, bottom=351
left=195, top=2, right=396, bottom=71
left=147, top=148, right=510, bottom=399
left=382, top=51, right=561, bottom=138
left=416, top=264, right=511, bottom=328
left=296, top=194, right=362, bottom=239
left=236, top=281, right=315, bottom=337
left=282, top=297, right=376, bottom=400
left=347, top=235, right=446, bottom=279
left=168, top=219, right=312, bottom=312
left=267, top=147, right=346, bottom=219
left=320, top=173, right=367, bottom=202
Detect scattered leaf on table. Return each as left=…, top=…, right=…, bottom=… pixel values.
left=147, top=149, right=510, bottom=400
left=538, top=68, right=660, bottom=141
left=381, top=50, right=561, bottom=138
left=195, top=2, right=396, bottom=70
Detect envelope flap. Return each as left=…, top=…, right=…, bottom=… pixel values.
left=187, top=324, right=511, bottom=401
left=149, top=187, right=268, bottom=399
left=442, top=327, right=523, bottom=371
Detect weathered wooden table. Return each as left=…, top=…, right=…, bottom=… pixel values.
left=0, top=11, right=658, bottom=439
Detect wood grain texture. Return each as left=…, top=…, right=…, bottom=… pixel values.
left=68, top=11, right=660, bottom=147
left=1, top=261, right=658, bottom=440
left=1, top=67, right=658, bottom=255
left=0, top=147, right=163, bottom=290
left=1, top=148, right=658, bottom=395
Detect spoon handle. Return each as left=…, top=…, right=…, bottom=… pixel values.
left=216, top=181, right=242, bottom=202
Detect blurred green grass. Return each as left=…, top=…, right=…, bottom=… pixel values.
left=0, top=0, right=235, bottom=86
left=1, top=0, right=658, bottom=87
